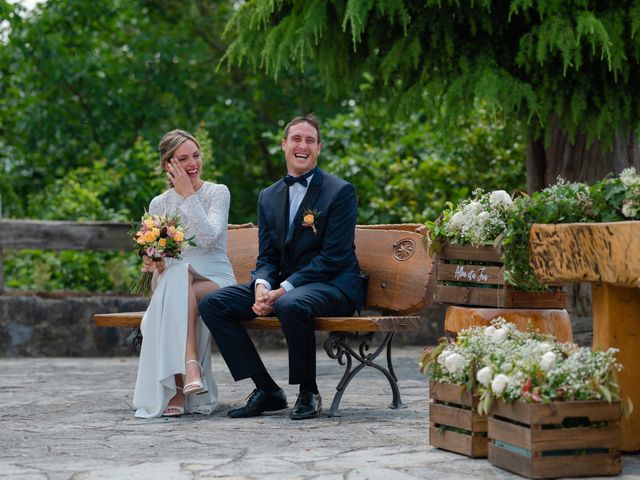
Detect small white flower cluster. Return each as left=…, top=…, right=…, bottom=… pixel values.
left=443, top=189, right=513, bottom=245
left=620, top=167, right=640, bottom=189
left=619, top=167, right=640, bottom=219
left=425, top=318, right=623, bottom=411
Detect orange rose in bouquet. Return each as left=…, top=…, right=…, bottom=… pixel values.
left=130, top=212, right=196, bottom=295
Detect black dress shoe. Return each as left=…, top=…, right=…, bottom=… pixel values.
left=227, top=388, right=288, bottom=418
left=290, top=391, right=322, bottom=420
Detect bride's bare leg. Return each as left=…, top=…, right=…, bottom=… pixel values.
left=184, top=273, right=219, bottom=387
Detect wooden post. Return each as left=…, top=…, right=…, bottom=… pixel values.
left=592, top=284, right=640, bottom=452
left=0, top=195, right=4, bottom=293
left=529, top=221, right=640, bottom=452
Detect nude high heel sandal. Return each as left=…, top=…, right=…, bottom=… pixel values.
left=183, top=360, right=208, bottom=396
left=162, top=387, right=185, bottom=417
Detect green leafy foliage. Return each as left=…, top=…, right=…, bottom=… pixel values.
left=0, top=0, right=526, bottom=292
left=315, top=92, right=525, bottom=224
left=503, top=169, right=640, bottom=289
left=223, top=0, right=640, bottom=147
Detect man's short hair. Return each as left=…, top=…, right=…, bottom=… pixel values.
left=283, top=114, right=321, bottom=143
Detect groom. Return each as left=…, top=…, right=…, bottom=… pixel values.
left=199, top=114, right=366, bottom=420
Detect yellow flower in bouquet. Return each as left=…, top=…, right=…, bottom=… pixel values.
left=130, top=212, right=196, bottom=296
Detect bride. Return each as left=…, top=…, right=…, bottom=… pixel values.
left=133, top=129, right=236, bottom=418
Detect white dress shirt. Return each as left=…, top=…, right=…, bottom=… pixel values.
left=256, top=173, right=314, bottom=293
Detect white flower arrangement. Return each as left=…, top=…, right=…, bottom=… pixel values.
left=420, top=317, right=534, bottom=386
left=440, top=189, right=514, bottom=246
left=420, top=319, right=628, bottom=416
left=619, top=167, right=640, bottom=189
left=619, top=167, right=640, bottom=219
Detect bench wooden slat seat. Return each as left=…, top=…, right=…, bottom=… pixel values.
left=95, top=224, right=430, bottom=416
left=95, top=312, right=421, bottom=332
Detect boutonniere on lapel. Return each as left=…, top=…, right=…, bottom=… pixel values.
left=302, top=208, right=320, bottom=234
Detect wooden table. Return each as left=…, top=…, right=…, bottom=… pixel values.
left=529, top=221, right=640, bottom=452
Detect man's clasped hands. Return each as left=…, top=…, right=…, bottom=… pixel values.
left=252, top=283, right=286, bottom=316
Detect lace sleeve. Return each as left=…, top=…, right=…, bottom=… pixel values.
left=178, top=184, right=230, bottom=248
left=148, top=195, right=163, bottom=216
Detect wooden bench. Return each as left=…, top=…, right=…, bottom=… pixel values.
left=95, top=224, right=431, bottom=416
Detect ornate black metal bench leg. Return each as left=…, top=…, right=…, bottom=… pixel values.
left=125, top=327, right=143, bottom=355
left=324, top=331, right=406, bottom=417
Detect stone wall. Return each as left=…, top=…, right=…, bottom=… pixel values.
left=0, top=293, right=449, bottom=357
left=0, top=293, right=149, bottom=357
left=0, top=287, right=592, bottom=357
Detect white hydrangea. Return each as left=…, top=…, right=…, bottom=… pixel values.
left=484, top=325, right=497, bottom=338
left=437, top=349, right=452, bottom=366
left=540, top=351, right=557, bottom=371
left=466, top=201, right=483, bottom=214
left=489, top=190, right=513, bottom=208
left=534, top=342, right=553, bottom=355
left=476, top=366, right=493, bottom=387
left=491, top=374, right=510, bottom=394
left=448, top=211, right=464, bottom=229
left=444, top=353, right=466, bottom=373
left=619, top=167, right=640, bottom=188
left=492, top=327, right=509, bottom=344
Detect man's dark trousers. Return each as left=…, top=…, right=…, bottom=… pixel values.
left=200, top=282, right=354, bottom=384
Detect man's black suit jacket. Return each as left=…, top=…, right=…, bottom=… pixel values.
left=252, top=168, right=366, bottom=312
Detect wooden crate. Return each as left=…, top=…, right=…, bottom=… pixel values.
left=429, top=381, right=488, bottom=458
left=488, top=399, right=621, bottom=478
left=434, top=244, right=566, bottom=308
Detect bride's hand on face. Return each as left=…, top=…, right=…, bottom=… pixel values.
left=167, top=158, right=195, bottom=198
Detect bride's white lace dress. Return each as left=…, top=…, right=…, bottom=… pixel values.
left=133, top=182, right=236, bottom=418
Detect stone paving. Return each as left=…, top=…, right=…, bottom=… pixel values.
left=1, top=346, right=638, bottom=480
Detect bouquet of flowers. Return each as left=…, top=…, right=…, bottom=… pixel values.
left=130, top=212, right=195, bottom=296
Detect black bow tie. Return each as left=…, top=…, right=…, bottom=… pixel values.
left=283, top=168, right=316, bottom=187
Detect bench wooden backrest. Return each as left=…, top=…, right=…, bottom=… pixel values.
left=227, top=226, right=430, bottom=315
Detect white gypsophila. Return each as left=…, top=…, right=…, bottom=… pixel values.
left=489, top=190, right=513, bottom=209
left=620, top=167, right=640, bottom=188
left=540, top=351, right=557, bottom=371
left=491, top=374, right=510, bottom=395
left=476, top=366, right=493, bottom=387
left=444, top=352, right=466, bottom=373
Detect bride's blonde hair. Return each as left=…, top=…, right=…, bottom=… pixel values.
left=158, top=129, right=201, bottom=173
